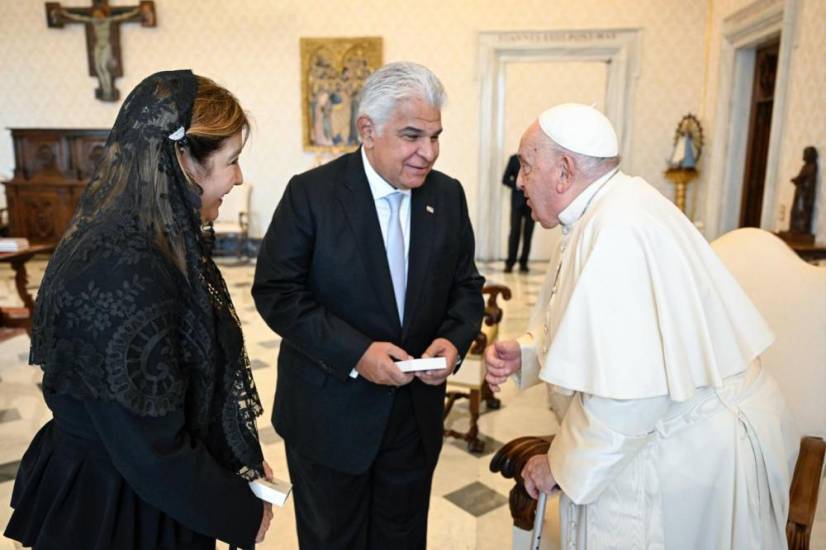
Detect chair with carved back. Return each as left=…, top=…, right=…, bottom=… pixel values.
left=443, top=283, right=511, bottom=453
left=213, top=182, right=251, bottom=259
left=490, top=228, right=826, bottom=549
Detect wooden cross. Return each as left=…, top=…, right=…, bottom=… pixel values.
left=45, top=0, right=156, bottom=102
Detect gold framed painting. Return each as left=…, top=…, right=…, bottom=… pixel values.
left=300, top=36, right=383, bottom=153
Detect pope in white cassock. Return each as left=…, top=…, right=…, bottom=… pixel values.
left=485, top=103, right=800, bottom=549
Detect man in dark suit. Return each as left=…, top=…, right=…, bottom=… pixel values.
left=502, top=153, right=535, bottom=272
left=252, top=62, right=484, bottom=549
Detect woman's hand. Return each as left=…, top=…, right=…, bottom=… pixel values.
left=256, top=460, right=274, bottom=542
left=256, top=502, right=273, bottom=543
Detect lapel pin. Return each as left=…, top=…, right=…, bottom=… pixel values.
left=426, top=205, right=435, bottom=214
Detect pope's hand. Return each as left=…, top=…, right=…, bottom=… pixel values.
left=521, top=454, right=557, bottom=499
left=484, top=340, right=522, bottom=392
left=356, top=342, right=414, bottom=386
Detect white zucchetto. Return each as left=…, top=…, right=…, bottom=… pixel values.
left=539, top=103, right=619, bottom=158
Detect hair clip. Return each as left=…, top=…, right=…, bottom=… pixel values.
left=168, top=126, right=190, bottom=147
left=168, top=126, right=186, bottom=141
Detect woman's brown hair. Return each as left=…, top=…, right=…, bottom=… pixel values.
left=184, top=75, right=249, bottom=165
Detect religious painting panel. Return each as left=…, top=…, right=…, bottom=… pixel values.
left=300, top=36, right=382, bottom=152
left=45, top=0, right=156, bottom=102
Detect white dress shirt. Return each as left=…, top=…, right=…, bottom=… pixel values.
left=350, top=148, right=413, bottom=378
left=362, top=147, right=411, bottom=277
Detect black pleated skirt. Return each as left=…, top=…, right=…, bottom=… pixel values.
left=4, top=420, right=215, bottom=550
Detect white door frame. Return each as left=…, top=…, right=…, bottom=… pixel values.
left=703, top=0, right=800, bottom=239
left=475, top=29, right=641, bottom=260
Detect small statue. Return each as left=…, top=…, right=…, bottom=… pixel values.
left=788, top=146, right=818, bottom=235
left=667, top=114, right=703, bottom=170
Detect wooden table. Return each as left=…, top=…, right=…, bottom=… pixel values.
left=790, top=242, right=826, bottom=263
left=0, top=244, right=55, bottom=334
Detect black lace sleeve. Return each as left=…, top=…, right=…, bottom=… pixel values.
left=33, top=234, right=192, bottom=418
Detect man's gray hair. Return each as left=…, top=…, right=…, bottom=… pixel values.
left=357, top=62, right=446, bottom=133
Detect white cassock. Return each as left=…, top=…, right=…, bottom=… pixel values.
left=516, top=169, right=800, bottom=549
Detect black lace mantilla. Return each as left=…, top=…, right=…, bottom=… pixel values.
left=30, top=70, right=264, bottom=479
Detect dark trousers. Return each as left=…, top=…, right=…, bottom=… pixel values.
left=285, top=386, right=433, bottom=550
left=506, top=190, right=535, bottom=267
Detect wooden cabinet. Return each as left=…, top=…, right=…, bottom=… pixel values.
left=3, top=128, right=109, bottom=244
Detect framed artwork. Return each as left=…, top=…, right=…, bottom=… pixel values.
left=300, top=36, right=383, bottom=152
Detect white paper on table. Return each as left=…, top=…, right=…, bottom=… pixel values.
left=249, top=478, right=292, bottom=507
left=395, top=357, right=447, bottom=372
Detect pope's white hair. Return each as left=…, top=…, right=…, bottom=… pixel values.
left=546, top=137, right=620, bottom=179
left=357, top=62, right=446, bottom=134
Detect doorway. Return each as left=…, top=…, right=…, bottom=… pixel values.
left=739, top=39, right=780, bottom=228
left=499, top=60, right=608, bottom=262
left=475, top=29, right=641, bottom=261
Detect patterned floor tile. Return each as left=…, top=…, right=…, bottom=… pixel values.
left=0, top=409, right=21, bottom=424
left=250, top=359, right=269, bottom=370
left=258, top=426, right=282, bottom=446
left=443, top=481, right=508, bottom=517
left=0, top=462, right=20, bottom=483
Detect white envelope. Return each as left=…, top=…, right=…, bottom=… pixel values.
left=395, top=357, right=447, bottom=372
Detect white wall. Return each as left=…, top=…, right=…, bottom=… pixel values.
left=1, top=0, right=705, bottom=242
left=501, top=60, right=607, bottom=261
left=701, top=0, right=826, bottom=239
left=1, top=0, right=822, bottom=243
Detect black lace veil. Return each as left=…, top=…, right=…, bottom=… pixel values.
left=30, top=70, right=264, bottom=479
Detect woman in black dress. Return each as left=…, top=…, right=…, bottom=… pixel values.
left=4, top=70, right=272, bottom=549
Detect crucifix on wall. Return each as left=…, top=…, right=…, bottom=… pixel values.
left=45, top=0, right=156, bottom=102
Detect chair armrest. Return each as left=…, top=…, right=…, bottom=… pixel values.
left=482, top=283, right=511, bottom=327
left=468, top=330, right=488, bottom=356
left=489, top=435, right=554, bottom=530
left=469, top=283, right=511, bottom=354
left=787, top=436, right=826, bottom=550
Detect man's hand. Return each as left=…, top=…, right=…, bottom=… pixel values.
left=484, top=340, right=522, bottom=392
left=416, top=338, right=459, bottom=386
left=521, top=454, right=557, bottom=499
left=356, top=342, right=414, bottom=386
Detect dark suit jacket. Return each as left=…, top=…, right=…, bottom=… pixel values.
left=502, top=154, right=520, bottom=189
left=252, top=150, right=485, bottom=475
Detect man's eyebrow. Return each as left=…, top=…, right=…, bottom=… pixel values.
left=398, top=126, right=443, bottom=136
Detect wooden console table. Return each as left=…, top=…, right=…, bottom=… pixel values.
left=3, top=128, right=109, bottom=245
left=790, top=242, right=826, bottom=263
left=0, top=244, right=55, bottom=334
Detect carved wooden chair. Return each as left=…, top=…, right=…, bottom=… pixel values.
left=443, top=283, right=511, bottom=453
left=490, top=228, right=826, bottom=549
left=213, top=183, right=251, bottom=259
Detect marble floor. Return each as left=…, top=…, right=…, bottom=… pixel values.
left=0, top=257, right=823, bottom=549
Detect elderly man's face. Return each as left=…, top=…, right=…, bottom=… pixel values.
left=517, top=123, right=567, bottom=228
left=361, top=97, right=442, bottom=190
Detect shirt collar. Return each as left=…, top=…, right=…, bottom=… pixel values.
left=558, top=168, right=619, bottom=232
left=361, top=147, right=412, bottom=201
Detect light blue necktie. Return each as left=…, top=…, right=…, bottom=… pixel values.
left=385, top=192, right=406, bottom=323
